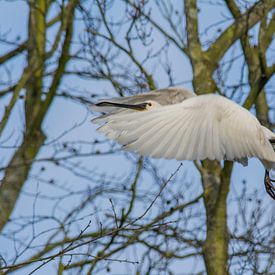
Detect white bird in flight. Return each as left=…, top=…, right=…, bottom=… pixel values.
left=91, top=87, right=275, bottom=200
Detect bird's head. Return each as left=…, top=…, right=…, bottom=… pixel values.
left=143, top=100, right=162, bottom=110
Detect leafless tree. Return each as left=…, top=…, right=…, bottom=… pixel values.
left=0, top=1, right=274, bottom=274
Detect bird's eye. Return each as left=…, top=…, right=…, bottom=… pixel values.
left=147, top=102, right=152, bottom=106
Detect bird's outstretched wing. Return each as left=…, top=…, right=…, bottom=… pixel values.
left=93, top=93, right=275, bottom=163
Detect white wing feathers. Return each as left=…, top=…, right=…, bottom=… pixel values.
left=94, top=94, right=275, bottom=164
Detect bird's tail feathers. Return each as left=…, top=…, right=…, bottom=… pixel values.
left=261, top=159, right=275, bottom=171
left=259, top=126, right=275, bottom=170
left=261, top=126, right=275, bottom=148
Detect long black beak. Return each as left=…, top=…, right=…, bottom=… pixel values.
left=95, top=101, right=148, bottom=111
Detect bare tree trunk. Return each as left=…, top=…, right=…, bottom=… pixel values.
left=184, top=0, right=231, bottom=271
left=201, top=162, right=232, bottom=275
left=0, top=130, right=45, bottom=230
left=0, top=0, right=78, bottom=231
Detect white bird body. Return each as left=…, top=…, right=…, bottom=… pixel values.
left=92, top=87, right=275, bottom=199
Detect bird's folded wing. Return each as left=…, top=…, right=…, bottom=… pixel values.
left=95, top=95, right=274, bottom=162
